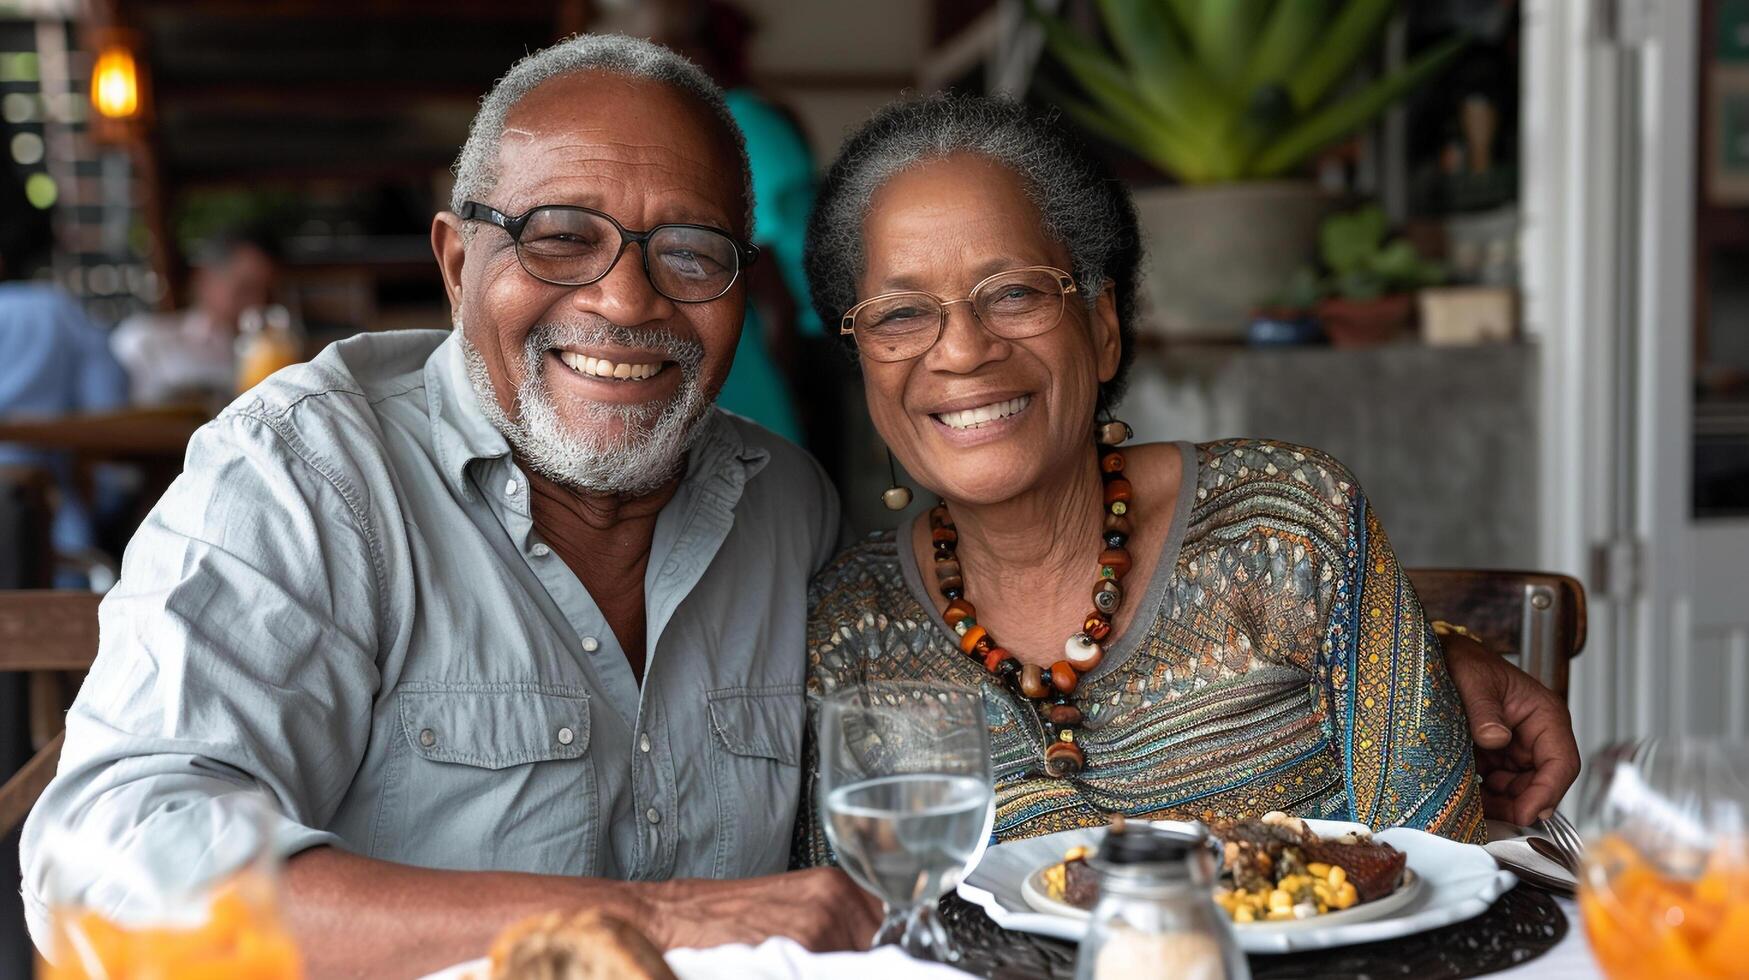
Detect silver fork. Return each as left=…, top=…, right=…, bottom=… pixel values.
left=1535, top=809, right=1586, bottom=873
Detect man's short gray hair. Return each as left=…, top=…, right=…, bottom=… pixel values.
left=804, top=94, right=1143, bottom=403
left=451, top=34, right=753, bottom=233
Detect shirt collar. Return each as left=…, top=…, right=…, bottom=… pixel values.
left=426, top=332, right=512, bottom=498
left=422, top=331, right=769, bottom=501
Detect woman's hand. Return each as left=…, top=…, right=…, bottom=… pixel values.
left=1442, top=633, right=1582, bottom=825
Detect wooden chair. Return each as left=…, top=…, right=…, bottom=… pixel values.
left=0, top=591, right=102, bottom=838
left=0, top=465, right=54, bottom=590
left=1407, top=568, right=1587, bottom=700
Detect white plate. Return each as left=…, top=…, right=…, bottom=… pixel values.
left=956, top=818, right=1517, bottom=954
left=1020, top=863, right=1425, bottom=932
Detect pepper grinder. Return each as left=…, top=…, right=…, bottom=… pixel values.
left=1074, top=818, right=1250, bottom=980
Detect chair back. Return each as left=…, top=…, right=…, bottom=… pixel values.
left=1407, top=568, right=1587, bottom=699
left=0, top=591, right=102, bottom=672
left=0, top=466, right=54, bottom=589
left=0, top=590, right=101, bottom=837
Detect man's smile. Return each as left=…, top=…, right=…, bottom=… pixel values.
left=556, top=350, right=670, bottom=382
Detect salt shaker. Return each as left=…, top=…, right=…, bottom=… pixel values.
left=1074, top=819, right=1250, bottom=980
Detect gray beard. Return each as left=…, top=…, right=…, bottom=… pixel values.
left=460, top=317, right=714, bottom=496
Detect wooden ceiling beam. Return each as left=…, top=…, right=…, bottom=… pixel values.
left=123, top=0, right=556, bottom=20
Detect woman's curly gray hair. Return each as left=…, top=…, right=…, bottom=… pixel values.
left=804, top=94, right=1143, bottom=404
left=450, top=34, right=752, bottom=233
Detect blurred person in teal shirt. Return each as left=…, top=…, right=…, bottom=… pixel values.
left=647, top=0, right=817, bottom=446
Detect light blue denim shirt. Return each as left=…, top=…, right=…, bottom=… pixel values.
left=20, top=329, right=841, bottom=945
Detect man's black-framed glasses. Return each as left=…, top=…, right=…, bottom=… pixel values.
left=459, top=201, right=758, bottom=303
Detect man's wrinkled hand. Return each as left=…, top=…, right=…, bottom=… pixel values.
left=646, top=867, right=883, bottom=952
left=1443, top=632, right=1582, bottom=825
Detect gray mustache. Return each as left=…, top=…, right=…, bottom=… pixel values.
left=526, top=320, right=705, bottom=370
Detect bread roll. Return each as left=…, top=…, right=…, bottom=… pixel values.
left=489, top=909, right=677, bottom=980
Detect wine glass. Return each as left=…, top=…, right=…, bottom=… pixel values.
left=818, top=681, right=995, bottom=962
left=1574, top=737, right=1749, bottom=980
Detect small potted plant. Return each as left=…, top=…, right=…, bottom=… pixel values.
left=1310, top=206, right=1445, bottom=346
left=1247, top=267, right=1325, bottom=346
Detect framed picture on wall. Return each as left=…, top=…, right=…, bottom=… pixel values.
left=1708, top=64, right=1749, bottom=205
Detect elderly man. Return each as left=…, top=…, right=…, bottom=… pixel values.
left=22, top=32, right=1575, bottom=979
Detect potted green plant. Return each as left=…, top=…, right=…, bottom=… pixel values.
left=1030, top=0, right=1464, bottom=339
left=1310, top=205, right=1445, bottom=346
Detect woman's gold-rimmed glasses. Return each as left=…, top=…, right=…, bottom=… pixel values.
left=840, top=266, right=1078, bottom=363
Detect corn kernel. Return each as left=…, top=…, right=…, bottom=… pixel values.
left=1307, top=862, right=1331, bottom=877
left=1268, top=889, right=1292, bottom=910
left=1234, top=905, right=1256, bottom=923
left=1328, top=866, right=1347, bottom=888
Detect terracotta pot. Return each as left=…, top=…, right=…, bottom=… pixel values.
left=1132, top=180, right=1337, bottom=340
left=1316, top=293, right=1415, bottom=347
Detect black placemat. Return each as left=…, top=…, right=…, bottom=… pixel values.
left=939, top=883, right=1568, bottom=980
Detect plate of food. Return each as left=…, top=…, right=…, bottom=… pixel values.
left=958, top=813, right=1517, bottom=953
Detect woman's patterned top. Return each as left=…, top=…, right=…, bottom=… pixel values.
left=794, top=439, right=1486, bottom=867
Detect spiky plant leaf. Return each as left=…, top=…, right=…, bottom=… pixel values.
left=1286, top=0, right=1400, bottom=109
left=1255, top=34, right=1467, bottom=176
left=1243, top=0, right=1331, bottom=91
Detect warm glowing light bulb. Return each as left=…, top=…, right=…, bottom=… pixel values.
left=90, top=47, right=139, bottom=120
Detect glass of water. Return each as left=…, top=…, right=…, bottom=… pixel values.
left=819, top=681, right=994, bottom=962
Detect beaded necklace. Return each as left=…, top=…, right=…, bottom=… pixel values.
left=930, top=421, right=1134, bottom=778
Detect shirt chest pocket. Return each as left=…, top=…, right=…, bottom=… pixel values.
left=383, top=683, right=598, bottom=875
left=705, top=685, right=803, bottom=878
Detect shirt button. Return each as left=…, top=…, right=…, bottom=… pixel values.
left=531, top=543, right=551, bottom=557
left=557, top=726, right=574, bottom=746
left=505, top=478, right=520, bottom=496
left=646, top=808, right=661, bottom=825
left=581, top=636, right=600, bottom=653
left=639, top=733, right=651, bottom=753
left=419, top=728, right=436, bottom=747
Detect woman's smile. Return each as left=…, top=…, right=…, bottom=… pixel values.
left=927, top=393, right=1034, bottom=446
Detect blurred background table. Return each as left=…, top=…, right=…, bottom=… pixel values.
left=0, top=404, right=208, bottom=459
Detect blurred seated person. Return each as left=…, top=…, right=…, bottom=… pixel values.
left=639, top=0, right=813, bottom=445
left=111, top=229, right=279, bottom=406
left=0, top=167, right=130, bottom=582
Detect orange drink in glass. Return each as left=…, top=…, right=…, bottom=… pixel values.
left=236, top=305, right=304, bottom=393
left=34, top=792, right=304, bottom=979
left=1576, top=739, right=1749, bottom=980
left=42, top=872, right=302, bottom=979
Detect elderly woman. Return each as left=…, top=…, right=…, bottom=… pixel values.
left=794, top=95, right=1489, bottom=860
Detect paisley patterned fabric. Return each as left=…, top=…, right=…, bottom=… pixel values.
left=794, top=439, right=1485, bottom=868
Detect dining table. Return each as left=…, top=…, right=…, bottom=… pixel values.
left=433, top=889, right=1600, bottom=980
left=0, top=404, right=211, bottom=530
left=0, top=404, right=210, bottom=459
left=424, top=889, right=1602, bottom=980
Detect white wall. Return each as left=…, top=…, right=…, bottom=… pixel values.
left=743, top=0, right=928, bottom=164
